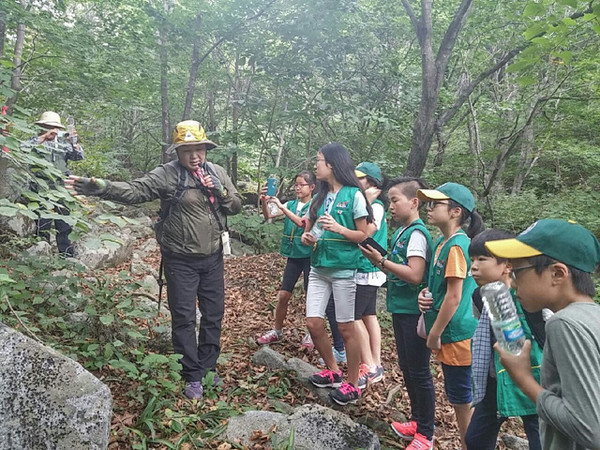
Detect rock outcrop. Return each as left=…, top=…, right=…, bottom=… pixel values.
left=0, top=323, right=112, bottom=449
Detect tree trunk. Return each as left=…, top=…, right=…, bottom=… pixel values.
left=230, top=53, right=240, bottom=185
left=5, top=22, right=26, bottom=113
left=159, top=0, right=171, bottom=163
left=181, top=14, right=202, bottom=121
left=401, top=0, right=474, bottom=176
left=0, top=12, right=6, bottom=58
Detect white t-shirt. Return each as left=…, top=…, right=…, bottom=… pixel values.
left=356, top=202, right=387, bottom=286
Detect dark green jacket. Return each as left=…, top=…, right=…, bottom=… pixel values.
left=101, top=161, right=242, bottom=256
left=281, top=199, right=312, bottom=258
left=386, top=220, right=433, bottom=314
left=357, top=199, right=388, bottom=273
left=311, top=186, right=361, bottom=269
left=425, top=231, right=477, bottom=344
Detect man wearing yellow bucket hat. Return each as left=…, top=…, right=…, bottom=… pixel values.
left=66, top=120, right=241, bottom=399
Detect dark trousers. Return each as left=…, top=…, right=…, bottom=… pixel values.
left=163, top=251, right=225, bottom=382
left=36, top=205, right=74, bottom=256
left=466, top=377, right=541, bottom=450
left=325, top=295, right=345, bottom=352
left=393, top=313, right=435, bottom=440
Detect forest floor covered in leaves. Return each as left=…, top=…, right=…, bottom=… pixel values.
left=106, top=247, right=526, bottom=449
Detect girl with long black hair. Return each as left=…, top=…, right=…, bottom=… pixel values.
left=301, top=142, right=373, bottom=405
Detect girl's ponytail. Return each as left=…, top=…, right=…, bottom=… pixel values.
left=466, top=210, right=484, bottom=238
left=449, top=200, right=485, bottom=238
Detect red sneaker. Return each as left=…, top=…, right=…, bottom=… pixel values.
left=391, top=420, right=417, bottom=441
left=405, top=433, right=434, bottom=450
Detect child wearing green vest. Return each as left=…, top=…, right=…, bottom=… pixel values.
left=354, top=162, right=388, bottom=389
left=361, top=177, right=436, bottom=450
left=465, top=229, right=544, bottom=450
left=301, top=143, right=373, bottom=406
left=256, top=171, right=317, bottom=345
left=417, top=182, right=484, bottom=449
left=486, top=219, right=600, bottom=450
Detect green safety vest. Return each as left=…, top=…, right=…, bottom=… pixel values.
left=311, top=186, right=361, bottom=270
left=357, top=199, right=388, bottom=273
left=494, top=294, right=544, bottom=417
left=425, top=230, right=477, bottom=344
left=280, top=199, right=312, bottom=259
left=386, top=219, right=433, bottom=315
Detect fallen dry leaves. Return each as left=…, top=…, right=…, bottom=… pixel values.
left=101, top=240, right=527, bottom=449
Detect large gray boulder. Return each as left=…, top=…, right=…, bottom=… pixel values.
left=0, top=323, right=112, bottom=449
left=226, top=404, right=380, bottom=449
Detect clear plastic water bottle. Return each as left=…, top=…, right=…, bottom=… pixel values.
left=480, top=281, right=525, bottom=355
left=310, top=220, right=324, bottom=239
left=267, top=199, right=280, bottom=215
left=67, top=116, right=77, bottom=145
left=424, top=291, right=433, bottom=311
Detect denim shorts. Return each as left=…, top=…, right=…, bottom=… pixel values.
left=305, top=269, right=356, bottom=323
left=441, top=363, right=473, bottom=405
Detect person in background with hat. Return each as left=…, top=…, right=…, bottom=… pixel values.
left=415, top=182, right=484, bottom=449
left=352, top=162, right=388, bottom=389
left=65, top=120, right=242, bottom=400
left=26, top=111, right=84, bottom=257
left=485, top=219, right=600, bottom=450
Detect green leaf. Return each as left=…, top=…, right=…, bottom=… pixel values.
left=142, top=354, right=169, bottom=365
left=99, top=314, right=114, bottom=325
left=0, top=273, right=16, bottom=284
left=523, top=2, right=545, bottom=18
left=558, top=0, right=577, bottom=7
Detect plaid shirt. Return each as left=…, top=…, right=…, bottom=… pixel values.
left=471, top=302, right=495, bottom=406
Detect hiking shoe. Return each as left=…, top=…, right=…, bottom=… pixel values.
left=318, top=347, right=347, bottom=365
left=357, top=363, right=370, bottom=390
left=406, top=433, right=434, bottom=450
left=309, top=368, right=343, bottom=388
left=368, top=365, right=385, bottom=384
left=391, top=420, right=417, bottom=440
left=329, top=382, right=361, bottom=405
left=301, top=333, right=314, bottom=350
left=184, top=381, right=203, bottom=399
left=257, top=329, right=283, bottom=345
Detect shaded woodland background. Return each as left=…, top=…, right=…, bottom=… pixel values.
left=1, top=1, right=600, bottom=448
left=2, top=0, right=600, bottom=235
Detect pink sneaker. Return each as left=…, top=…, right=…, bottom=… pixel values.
left=391, top=420, right=417, bottom=441
left=301, top=333, right=314, bottom=350
left=257, top=329, right=283, bottom=345
left=405, top=433, right=433, bottom=450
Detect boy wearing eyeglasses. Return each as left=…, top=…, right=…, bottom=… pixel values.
left=465, top=229, right=545, bottom=450
left=485, top=219, right=600, bottom=450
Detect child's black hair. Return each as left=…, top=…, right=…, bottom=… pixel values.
left=309, top=142, right=373, bottom=223
left=296, top=170, right=316, bottom=186
left=527, top=255, right=596, bottom=297
left=468, top=229, right=514, bottom=261
left=448, top=199, right=484, bottom=239
left=364, top=173, right=389, bottom=209
left=387, top=177, right=429, bottom=207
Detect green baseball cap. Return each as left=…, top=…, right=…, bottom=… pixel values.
left=485, top=219, right=600, bottom=273
left=355, top=162, right=383, bottom=184
left=417, top=182, right=475, bottom=213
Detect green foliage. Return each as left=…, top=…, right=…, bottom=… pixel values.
left=228, top=209, right=281, bottom=253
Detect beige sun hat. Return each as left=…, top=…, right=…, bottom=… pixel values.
left=35, top=111, right=65, bottom=129
left=166, top=120, right=217, bottom=156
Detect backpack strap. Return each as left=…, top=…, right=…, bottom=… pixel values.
left=159, top=162, right=190, bottom=221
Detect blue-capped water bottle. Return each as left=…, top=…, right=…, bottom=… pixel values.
left=480, top=281, right=525, bottom=355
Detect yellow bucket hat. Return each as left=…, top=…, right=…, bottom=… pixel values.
left=167, top=120, right=217, bottom=155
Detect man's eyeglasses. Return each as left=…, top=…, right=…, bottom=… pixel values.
left=425, top=201, right=449, bottom=210
left=510, top=264, right=536, bottom=281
